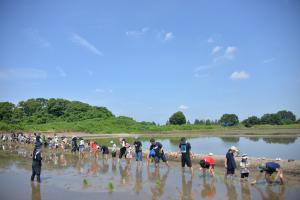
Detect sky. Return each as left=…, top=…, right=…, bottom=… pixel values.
left=0, top=0, right=300, bottom=124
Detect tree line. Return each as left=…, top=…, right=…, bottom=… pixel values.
left=0, top=98, right=299, bottom=130
left=167, top=110, right=299, bottom=127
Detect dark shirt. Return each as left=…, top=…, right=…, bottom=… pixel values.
left=226, top=150, right=236, bottom=170
left=266, top=162, right=280, bottom=170
left=150, top=142, right=163, bottom=155
left=179, top=142, right=191, bottom=155
left=133, top=141, right=142, bottom=153
left=101, top=146, right=109, bottom=154
left=32, top=149, right=42, bottom=165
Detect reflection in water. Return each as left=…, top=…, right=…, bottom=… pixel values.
left=241, top=182, right=251, bottom=200
left=201, top=176, right=216, bottom=199
left=262, top=137, right=297, bottom=144
left=225, top=180, right=237, bottom=200
left=134, top=166, right=143, bottom=194
left=31, top=182, right=41, bottom=200
left=254, top=185, right=286, bottom=200
left=178, top=172, right=194, bottom=200
left=119, top=162, right=131, bottom=185
left=220, top=137, right=240, bottom=143
left=148, top=167, right=170, bottom=200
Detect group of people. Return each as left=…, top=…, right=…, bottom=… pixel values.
left=1, top=133, right=285, bottom=185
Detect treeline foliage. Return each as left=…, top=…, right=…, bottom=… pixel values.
left=0, top=98, right=113, bottom=124
left=242, top=110, right=297, bottom=127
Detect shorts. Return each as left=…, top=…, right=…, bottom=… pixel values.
left=181, top=155, right=192, bottom=167
left=102, top=150, right=109, bottom=155
left=227, top=168, right=235, bottom=175
left=241, top=173, right=249, bottom=178
left=112, top=152, right=117, bottom=158
left=119, top=147, right=126, bottom=159
left=200, top=160, right=214, bottom=169
left=79, top=145, right=84, bottom=152
left=135, top=151, right=142, bottom=161
left=154, top=153, right=167, bottom=164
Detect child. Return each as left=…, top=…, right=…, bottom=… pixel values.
left=125, top=143, right=133, bottom=163
left=240, top=154, right=250, bottom=181
left=111, top=142, right=117, bottom=160
left=79, top=137, right=85, bottom=159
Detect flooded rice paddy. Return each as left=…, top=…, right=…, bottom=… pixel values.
left=0, top=143, right=300, bottom=200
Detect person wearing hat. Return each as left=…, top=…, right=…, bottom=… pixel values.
left=199, top=153, right=215, bottom=176
left=149, top=138, right=169, bottom=168
left=225, top=146, right=238, bottom=177
left=257, top=162, right=284, bottom=184
left=240, top=154, right=250, bottom=181
left=133, top=136, right=143, bottom=166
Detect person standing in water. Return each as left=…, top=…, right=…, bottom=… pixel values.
left=178, top=137, right=193, bottom=173
left=225, top=146, right=238, bottom=178
left=31, top=146, right=42, bottom=182
left=149, top=138, right=169, bottom=168
left=133, top=136, right=143, bottom=166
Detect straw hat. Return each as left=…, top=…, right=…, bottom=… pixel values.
left=230, top=146, right=238, bottom=151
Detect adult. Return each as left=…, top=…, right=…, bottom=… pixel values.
left=225, top=146, right=238, bottom=177
left=200, top=153, right=215, bottom=176
left=258, top=162, right=284, bottom=184
left=100, top=144, right=109, bottom=160
left=31, top=146, right=42, bottom=182
left=133, top=136, right=143, bottom=166
left=178, top=137, right=193, bottom=173
left=118, top=138, right=127, bottom=161
left=149, top=138, right=169, bottom=168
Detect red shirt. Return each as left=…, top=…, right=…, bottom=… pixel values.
left=203, top=156, right=215, bottom=165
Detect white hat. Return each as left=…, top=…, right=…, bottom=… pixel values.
left=242, top=154, right=248, bottom=159
left=230, top=146, right=238, bottom=151
left=208, top=153, right=213, bottom=156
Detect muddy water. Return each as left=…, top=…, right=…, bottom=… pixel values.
left=0, top=144, right=299, bottom=200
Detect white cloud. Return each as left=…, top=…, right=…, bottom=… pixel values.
left=211, top=46, right=223, bottom=55
left=230, top=71, right=250, bottom=80
left=95, top=88, right=113, bottom=94
left=164, top=32, right=174, bottom=41
left=24, top=28, right=51, bottom=48
left=262, top=57, right=275, bottom=64
left=87, top=70, right=93, bottom=76
left=224, top=46, right=237, bottom=60
left=70, top=33, right=103, bottom=56
left=179, top=105, right=189, bottom=110
left=56, top=67, right=66, bottom=77
left=0, top=68, right=47, bottom=80
left=126, top=27, right=149, bottom=37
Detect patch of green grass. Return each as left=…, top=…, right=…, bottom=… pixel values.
left=83, top=178, right=89, bottom=187
left=155, top=179, right=161, bottom=188
left=107, top=182, right=114, bottom=193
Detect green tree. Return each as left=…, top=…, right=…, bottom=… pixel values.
left=276, top=110, right=296, bottom=124
left=261, top=113, right=281, bottom=125
left=242, top=116, right=260, bottom=127
left=47, top=98, right=70, bottom=117
left=194, top=119, right=200, bottom=125
left=18, top=98, right=47, bottom=116
left=220, top=114, right=239, bottom=126
left=0, top=102, right=15, bottom=121
left=169, top=111, right=186, bottom=125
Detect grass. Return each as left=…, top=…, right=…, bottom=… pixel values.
left=83, top=179, right=89, bottom=187
left=0, top=119, right=299, bottom=134
left=107, top=182, right=114, bottom=193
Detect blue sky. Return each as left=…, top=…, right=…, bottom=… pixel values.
left=0, top=0, right=300, bottom=123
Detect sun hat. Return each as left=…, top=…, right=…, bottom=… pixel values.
left=230, top=146, right=238, bottom=151
left=242, top=154, right=248, bottom=159
left=208, top=153, right=214, bottom=156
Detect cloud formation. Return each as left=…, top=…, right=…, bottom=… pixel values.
left=56, top=67, right=66, bottom=77
left=164, top=32, right=174, bottom=41
left=211, top=46, right=223, bottom=55
left=230, top=71, right=250, bottom=80
left=0, top=68, right=47, bottom=80
left=24, top=28, right=51, bottom=48
left=126, top=27, right=149, bottom=37
left=70, top=33, right=103, bottom=56
left=179, top=105, right=189, bottom=110
left=224, top=46, right=237, bottom=60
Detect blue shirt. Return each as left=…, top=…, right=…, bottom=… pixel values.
left=226, top=151, right=236, bottom=170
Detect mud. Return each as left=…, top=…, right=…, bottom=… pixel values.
left=0, top=143, right=299, bottom=200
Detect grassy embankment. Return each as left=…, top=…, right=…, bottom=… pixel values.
left=1, top=117, right=300, bottom=134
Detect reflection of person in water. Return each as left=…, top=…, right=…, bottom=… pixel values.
left=89, top=159, right=98, bottom=175
left=148, top=167, right=170, bottom=200
left=31, top=182, right=41, bottom=200
left=201, top=176, right=216, bottom=199
left=112, top=158, right=117, bottom=175
left=254, top=184, right=285, bottom=200
left=241, top=182, right=251, bottom=200
left=119, top=162, right=131, bottom=185
left=225, top=179, right=237, bottom=200
left=99, top=159, right=109, bottom=174
left=178, top=171, right=194, bottom=200
left=134, top=165, right=143, bottom=194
